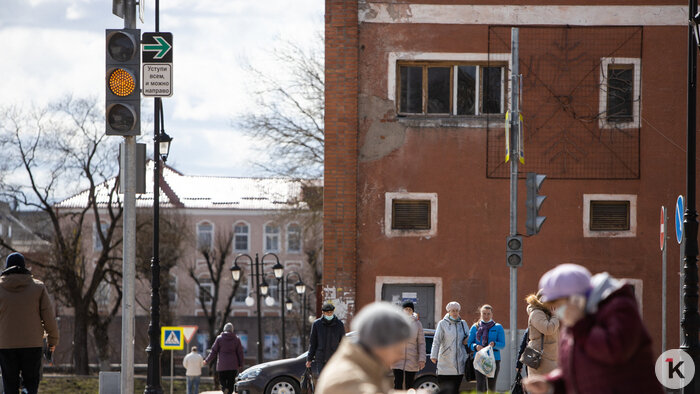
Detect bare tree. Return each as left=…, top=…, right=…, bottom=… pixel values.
left=188, top=231, right=240, bottom=346
left=237, top=36, right=324, bottom=179
left=0, top=97, right=123, bottom=374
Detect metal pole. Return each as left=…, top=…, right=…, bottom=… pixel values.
left=281, top=276, right=287, bottom=359
left=302, top=292, right=307, bottom=350
left=663, top=206, right=668, bottom=353
left=681, top=237, right=685, bottom=347
left=682, top=1, right=700, bottom=391
left=509, top=27, right=520, bottom=378
left=255, top=254, right=263, bottom=363
left=169, top=350, right=174, bottom=394
left=121, top=1, right=137, bottom=393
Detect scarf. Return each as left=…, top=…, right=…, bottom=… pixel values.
left=476, top=320, right=496, bottom=346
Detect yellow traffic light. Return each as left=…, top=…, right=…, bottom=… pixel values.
left=109, top=68, right=136, bottom=97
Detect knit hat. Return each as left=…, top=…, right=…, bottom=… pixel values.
left=446, top=301, right=461, bottom=312
left=352, top=302, right=414, bottom=348
left=401, top=301, right=415, bottom=311
left=223, top=322, right=233, bottom=333
left=539, top=264, right=592, bottom=302
left=321, top=302, right=335, bottom=312
left=5, top=253, right=25, bottom=269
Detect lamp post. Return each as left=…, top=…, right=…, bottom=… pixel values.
left=145, top=98, right=172, bottom=394
left=276, top=271, right=304, bottom=359
left=231, top=253, right=281, bottom=363
left=684, top=6, right=700, bottom=393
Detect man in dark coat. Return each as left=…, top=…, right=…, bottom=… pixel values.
left=524, top=264, right=663, bottom=394
left=306, top=302, right=345, bottom=373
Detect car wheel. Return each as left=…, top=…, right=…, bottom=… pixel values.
left=414, top=376, right=439, bottom=393
left=265, top=376, right=301, bottom=394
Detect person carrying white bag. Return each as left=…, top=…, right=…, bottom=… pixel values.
left=467, top=305, right=505, bottom=393
left=473, top=345, right=496, bottom=378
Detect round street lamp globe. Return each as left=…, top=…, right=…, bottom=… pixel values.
left=265, top=296, right=275, bottom=307
left=245, top=296, right=255, bottom=307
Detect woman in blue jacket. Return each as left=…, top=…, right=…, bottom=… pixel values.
left=468, top=304, right=506, bottom=393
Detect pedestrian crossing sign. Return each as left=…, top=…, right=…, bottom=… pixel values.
left=161, top=326, right=184, bottom=350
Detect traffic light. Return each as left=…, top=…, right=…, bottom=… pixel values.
left=526, top=172, right=547, bottom=235
left=506, top=235, right=522, bottom=267
left=106, top=29, right=140, bottom=136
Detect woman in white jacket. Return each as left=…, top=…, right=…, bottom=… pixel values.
left=430, top=301, right=468, bottom=394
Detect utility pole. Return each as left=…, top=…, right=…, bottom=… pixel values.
left=120, top=0, right=137, bottom=393
left=508, top=27, right=520, bottom=378
left=682, top=0, right=700, bottom=391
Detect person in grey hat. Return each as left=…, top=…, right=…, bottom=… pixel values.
left=204, top=322, right=244, bottom=394
left=316, top=302, right=419, bottom=394
left=0, top=253, right=59, bottom=394
left=306, top=301, right=345, bottom=373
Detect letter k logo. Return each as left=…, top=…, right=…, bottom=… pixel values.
left=667, top=358, right=685, bottom=379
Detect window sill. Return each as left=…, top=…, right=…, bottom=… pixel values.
left=397, top=115, right=506, bottom=128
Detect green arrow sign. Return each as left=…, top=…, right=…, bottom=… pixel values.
left=143, top=36, right=172, bottom=59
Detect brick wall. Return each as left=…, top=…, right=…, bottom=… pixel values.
left=323, top=0, right=359, bottom=323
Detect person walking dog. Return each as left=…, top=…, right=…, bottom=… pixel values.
left=0, top=253, right=59, bottom=394
left=204, top=322, right=244, bottom=394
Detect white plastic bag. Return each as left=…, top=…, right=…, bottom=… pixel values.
left=473, top=345, right=496, bottom=378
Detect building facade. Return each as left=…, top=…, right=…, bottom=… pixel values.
left=324, top=0, right=690, bottom=372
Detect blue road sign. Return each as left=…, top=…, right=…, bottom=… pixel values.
left=676, top=195, right=685, bottom=244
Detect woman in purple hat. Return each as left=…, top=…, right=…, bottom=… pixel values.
left=523, top=264, right=663, bottom=394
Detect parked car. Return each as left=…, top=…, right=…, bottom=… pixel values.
left=235, top=329, right=439, bottom=394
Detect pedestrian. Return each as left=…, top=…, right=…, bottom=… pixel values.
left=392, top=301, right=426, bottom=390
left=523, top=290, right=559, bottom=376
left=316, top=302, right=418, bottom=394
left=203, top=322, right=244, bottom=394
left=183, top=346, right=204, bottom=394
left=467, top=305, right=505, bottom=393
left=429, top=301, right=468, bottom=394
left=0, top=253, right=59, bottom=394
left=306, top=301, right=345, bottom=373
left=523, top=264, right=663, bottom=394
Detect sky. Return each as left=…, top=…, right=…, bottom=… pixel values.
left=0, top=0, right=323, bottom=177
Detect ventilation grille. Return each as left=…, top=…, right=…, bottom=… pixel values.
left=590, top=200, right=630, bottom=231
left=392, top=200, right=431, bottom=230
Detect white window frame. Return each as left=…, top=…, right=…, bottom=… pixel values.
left=286, top=223, right=302, bottom=254
left=598, top=57, right=641, bottom=130
left=233, top=221, right=250, bottom=253
left=196, top=221, right=214, bottom=250
left=384, top=192, right=438, bottom=238
left=264, top=222, right=280, bottom=253
left=195, top=275, right=214, bottom=310
left=583, top=194, right=637, bottom=238
left=93, top=221, right=109, bottom=252
left=388, top=52, right=512, bottom=115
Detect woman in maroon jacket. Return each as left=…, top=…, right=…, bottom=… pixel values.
left=204, top=322, right=245, bottom=394
left=524, top=264, right=663, bottom=394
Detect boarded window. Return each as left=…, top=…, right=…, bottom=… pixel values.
left=590, top=200, right=630, bottom=231
left=481, top=67, right=503, bottom=114
left=427, top=67, right=451, bottom=114
left=400, top=66, right=423, bottom=113
left=606, top=65, right=634, bottom=122
left=392, top=200, right=431, bottom=230
left=457, top=66, right=476, bottom=115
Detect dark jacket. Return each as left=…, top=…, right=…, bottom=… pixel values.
left=547, top=276, right=663, bottom=394
left=0, top=267, right=59, bottom=349
left=307, top=315, right=345, bottom=364
left=205, top=332, right=244, bottom=372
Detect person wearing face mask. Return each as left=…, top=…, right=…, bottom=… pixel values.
left=306, top=301, right=346, bottom=374
left=523, top=290, right=559, bottom=376
left=429, top=301, right=469, bottom=394
left=467, top=305, right=506, bottom=393
left=316, top=302, right=425, bottom=394
left=523, top=264, right=663, bottom=394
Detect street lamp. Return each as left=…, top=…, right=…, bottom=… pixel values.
left=295, top=280, right=306, bottom=296
left=158, top=131, right=172, bottom=162
left=285, top=298, right=293, bottom=311
left=230, top=253, right=281, bottom=363
left=277, top=271, right=304, bottom=359
left=683, top=4, right=700, bottom=392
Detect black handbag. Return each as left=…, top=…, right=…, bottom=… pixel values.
left=461, top=322, right=476, bottom=382
left=520, top=332, right=544, bottom=369
left=301, top=367, right=315, bottom=394
left=511, top=370, right=525, bottom=394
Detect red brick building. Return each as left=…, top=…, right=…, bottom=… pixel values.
left=323, top=0, right=691, bottom=371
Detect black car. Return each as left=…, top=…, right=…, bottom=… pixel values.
left=235, top=329, right=440, bottom=394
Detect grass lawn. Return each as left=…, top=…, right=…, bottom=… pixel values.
left=40, top=375, right=218, bottom=393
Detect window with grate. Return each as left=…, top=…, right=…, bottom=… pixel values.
left=589, top=200, right=630, bottom=231
left=606, top=64, right=634, bottom=122
left=392, top=200, right=431, bottom=230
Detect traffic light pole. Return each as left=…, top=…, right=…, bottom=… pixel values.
left=509, top=27, right=520, bottom=378
left=120, top=1, right=137, bottom=394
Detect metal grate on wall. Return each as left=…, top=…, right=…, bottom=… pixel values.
left=589, top=200, right=630, bottom=231
left=392, top=199, right=431, bottom=230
